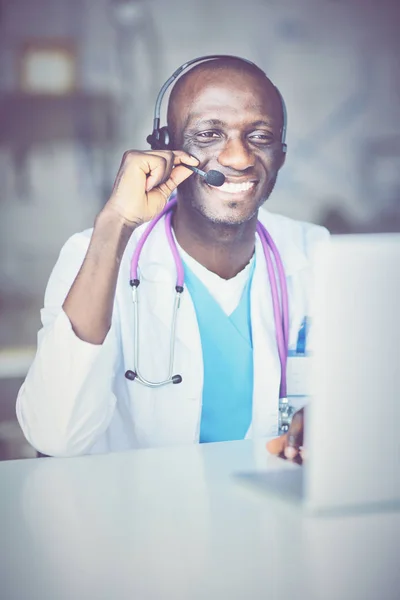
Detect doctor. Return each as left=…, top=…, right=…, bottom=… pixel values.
left=17, top=56, right=328, bottom=458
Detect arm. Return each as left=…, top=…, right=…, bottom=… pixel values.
left=62, top=211, right=134, bottom=345
left=16, top=150, right=199, bottom=457
left=63, top=150, right=199, bottom=345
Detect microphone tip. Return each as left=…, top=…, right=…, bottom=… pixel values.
left=205, top=170, right=225, bottom=187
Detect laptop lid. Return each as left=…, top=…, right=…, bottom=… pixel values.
left=304, top=233, right=400, bottom=514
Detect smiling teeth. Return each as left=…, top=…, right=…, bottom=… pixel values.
left=212, top=181, right=255, bottom=193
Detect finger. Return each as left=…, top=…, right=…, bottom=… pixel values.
left=284, top=439, right=299, bottom=460
left=169, top=164, right=197, bottom=187
left=145, top=151, right=199, bottom=192
left=146, top=149, right=198, bottom=166
left=144, top=160, right=168, bottom=193
left=266, top=433, right=287, bottom=455
left=290, top=452, right=303, bottom=465
left=147, top=161, right=199, bottom=197
left=283, top=409, right=304, bottom=460
left=171, top=150, right=199, bottom=166
left=278, top=447, right=302, bottom=465
left=146, top=168, right=195, bottom=207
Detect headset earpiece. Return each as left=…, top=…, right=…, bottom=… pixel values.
left=157, top=126, right=170, bottom=150
left=146, top=126, right=171, bottom=150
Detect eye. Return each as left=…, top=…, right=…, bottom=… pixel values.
left=196, top=131, right=221, bottom=141
left=249, top=132, right=275, bottom=145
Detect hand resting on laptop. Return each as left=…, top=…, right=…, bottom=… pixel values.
left=266, top=408, right=304, bottom=465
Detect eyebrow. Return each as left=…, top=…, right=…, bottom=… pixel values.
left=188, top=118, right=225, bottom=129
left=187, top=118, right=276, bottom=130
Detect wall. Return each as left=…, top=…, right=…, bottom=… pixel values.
left=0, top=0, right=399, bottom=348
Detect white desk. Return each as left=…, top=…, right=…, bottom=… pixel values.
left=1, top=440, right=399, bottom=600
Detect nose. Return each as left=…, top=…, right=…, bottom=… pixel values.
left=217, top=136, right=255, bottom=172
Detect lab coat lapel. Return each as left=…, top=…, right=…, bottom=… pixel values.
left=259, top=210, right=308, bottom=275
left=249, top=235, right=281, bottom=438
left=249, top=209, right=310, bottom=438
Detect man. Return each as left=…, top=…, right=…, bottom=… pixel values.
left=16, top=57, right=328, bottom=458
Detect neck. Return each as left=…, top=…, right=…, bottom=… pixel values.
left=172, top=196, right=258, bottom=280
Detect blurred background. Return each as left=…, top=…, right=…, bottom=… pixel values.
left=0, top=0, right=399, bottom=459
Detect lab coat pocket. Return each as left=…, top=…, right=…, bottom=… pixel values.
left=126, top=343, right=203, bottom=446
left=286, top=354, right=313, bottom=412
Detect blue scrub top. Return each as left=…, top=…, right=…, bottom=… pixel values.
left=183, top=260, right=255, bottom=443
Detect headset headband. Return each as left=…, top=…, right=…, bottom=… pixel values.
left=146, top=54, right=287, bottom=152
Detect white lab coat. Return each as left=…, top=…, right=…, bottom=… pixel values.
left=16, top=209, right=329, bottom=457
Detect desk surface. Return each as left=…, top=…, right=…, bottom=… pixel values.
left=1, top=440, right=399, bottom=600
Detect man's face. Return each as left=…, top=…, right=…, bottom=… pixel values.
left=172, top=69, right=285, bottom=225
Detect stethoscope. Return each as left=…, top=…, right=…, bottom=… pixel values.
left=124, top=197, right=293, bottom=434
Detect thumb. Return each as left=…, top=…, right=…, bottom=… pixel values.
left=168, top=163, right=197, bottom=188
left=147, top=162, right=197, bottom=198
left=266, top=433, right=287, bottom=455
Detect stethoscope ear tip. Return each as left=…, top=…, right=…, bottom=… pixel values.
left=172, top=375, right=182, bottom=384
left=125, top=370, right=137, bottom=381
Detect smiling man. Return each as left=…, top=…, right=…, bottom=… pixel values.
left=16, top=56, right=329, bottom=457
left=169, top=60, right=283, bottom=228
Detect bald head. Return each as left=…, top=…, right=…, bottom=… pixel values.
left=167, top=57, right=285, bottom=145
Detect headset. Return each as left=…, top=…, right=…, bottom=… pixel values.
left=146, top=55, right=287, bottom=154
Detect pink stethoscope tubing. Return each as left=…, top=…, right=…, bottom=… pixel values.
left=127, top=197, right=291, bottom=432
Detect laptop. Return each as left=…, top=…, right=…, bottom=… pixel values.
left=234, top=233, right=400, bottom=515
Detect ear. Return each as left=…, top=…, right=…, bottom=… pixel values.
left=278, top=145, right=287, bottom=169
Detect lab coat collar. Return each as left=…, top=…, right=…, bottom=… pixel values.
left=132, top=206, right=310, bottom=282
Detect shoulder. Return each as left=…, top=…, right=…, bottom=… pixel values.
left=256, top=209, right=330, bottom=277
left=43, top=229, right=96, bottom=305
left=258, top=209, right=330, bottom=257
left=57, top=228, right=94, bottom=258
left=54, top=221, right=166, bottom=286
